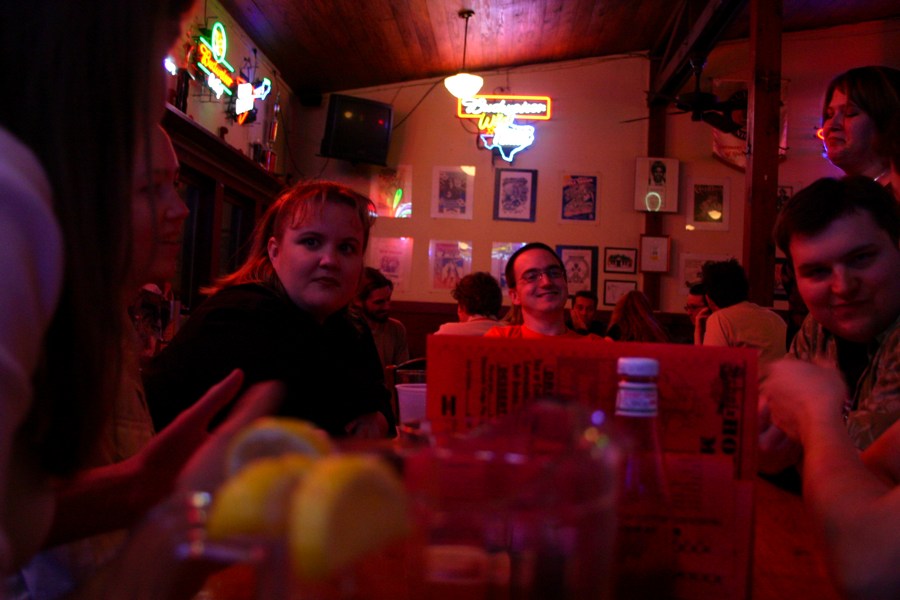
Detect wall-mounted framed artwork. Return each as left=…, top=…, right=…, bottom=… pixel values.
left=428, top=239, right=472, bottom=290
left=370, top=165, right=412, bottom=218
left=491, top=241, right=526, bottom=293
left=639, top=235, right=671, bottom=273
left=604, top=279, right=637, bottom=306
left=603, top=247, right=637, bottom=274
left=494, top=168, right=537, bottom=222
left=366, top=236, right=414, bottom=292
left=432, top=166, right=475, bottom=219
left=559, top=172, right=599, bottom=223
left=688, top=178, right=730, bottom=230
left=634, top=157, right=678, bottom=212
left=555, top=245, right=598, bottom=296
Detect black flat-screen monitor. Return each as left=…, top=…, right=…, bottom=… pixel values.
left=320, top=94, right=393, bottom=166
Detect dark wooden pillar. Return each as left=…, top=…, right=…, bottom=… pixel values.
left=743, top=0, right=782, bottom=304
left=643, top=75, right=669, bottom=309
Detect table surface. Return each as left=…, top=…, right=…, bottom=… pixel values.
left=752, top=477, right=841, bottom=600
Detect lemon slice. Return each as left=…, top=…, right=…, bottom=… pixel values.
left=288, top=455, right=411, bottom=580
left=226, top=417, right=334, bottom=475
left=208, top=454, right=314, bottom=540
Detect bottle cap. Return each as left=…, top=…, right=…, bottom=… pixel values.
left=617, top=357, right=659, bottom=377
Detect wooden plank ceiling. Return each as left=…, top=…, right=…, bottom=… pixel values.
left=219, top=0, right=899, bottom=97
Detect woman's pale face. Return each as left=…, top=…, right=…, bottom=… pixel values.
left=267, top=202, right=365, bottom=322
left=130, top=127, right=189, bottom=287
left=822, top=88, right=884, bottom=177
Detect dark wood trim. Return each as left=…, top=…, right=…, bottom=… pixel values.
left=161, top=104, right=284, bottom=204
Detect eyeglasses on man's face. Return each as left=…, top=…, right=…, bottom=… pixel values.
left=684, top=303, right=706, bottom=313
left=519, top=265, right=566, bottom=284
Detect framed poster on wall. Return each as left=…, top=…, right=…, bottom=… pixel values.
left=634, top=157, right=678, bottom=212
left=555, top=245, right=598, bottom=296
left=494, top=168, right=537, bottom=222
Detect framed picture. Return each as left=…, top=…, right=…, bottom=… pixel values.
left=639, top=235, right=671, bottom=273
left=369, top=165, right=412, bottom=218
left=560, top=173, right=599, bottom=223
left=428, top=240, right=472, bottom=290
left=494, top=168, right=537, bottom=222
left=555, top=245, right=598, bottom=296
left=634, top=157, right=678, bottom=212
left=603, top=247, right=637, bottom=274
left=604, top=280, right=637, bottom=306
left=688, top=178, right=730, bottom=230
left=491, top=241, right=526, bottom=293
left=366, top=236, right=414, bottom=293
left=431, top=166, right=475, bottom=220
left=774, top=257, right=789, bottom=301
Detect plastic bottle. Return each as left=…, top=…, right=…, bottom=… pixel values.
left=613, top=357, right=676, bottom=599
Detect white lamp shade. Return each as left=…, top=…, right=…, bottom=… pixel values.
left=444, top=72, right=483, bottom=99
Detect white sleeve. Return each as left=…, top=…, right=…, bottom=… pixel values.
left=0, top=127, right=63, bottom=469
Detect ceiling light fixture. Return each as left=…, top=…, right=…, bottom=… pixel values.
left=444, top=9, right=483, bottom=100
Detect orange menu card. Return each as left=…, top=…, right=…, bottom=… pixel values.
left=426, top=336, right=758, bottom=600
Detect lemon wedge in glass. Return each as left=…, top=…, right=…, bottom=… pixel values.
left=226, top=417, right=334, bottom=475
left=288, top=454, right=411, bottom=580
left=207, top=454, right=314, bottom=540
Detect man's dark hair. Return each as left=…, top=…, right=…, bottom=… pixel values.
left=452, top=272, right=502, bottom=317
left=357, top=267, right=393, bottom=301
left=701, top=259, right=748, bottom=309
left=774, top=177, right=900, bottom=260
left=504, top=242, right=566, bottom=290
left=571, top=290, right=598, bottom=307
left=688, top=282, right=705, bottom=296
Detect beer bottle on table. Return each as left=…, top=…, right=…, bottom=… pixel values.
left=613, top=357, right=676, bottom=599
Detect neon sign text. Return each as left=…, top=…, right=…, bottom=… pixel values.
left=458, top=95, right=551, bottom=120
left=195, top=22, right=235, bottom=97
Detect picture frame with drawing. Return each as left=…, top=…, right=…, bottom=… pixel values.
left=494, top=168, right=538, bottom=222
left=604, top=280, right=637, bottom=306
left=634, top=157, right=678, bottom=212
left=603, top=247, right=637, bottom=274
left=555, top=245, right=598, bottom=296
left=432, top=166, right=475, bottom=219
left=688, top=178, right=730, bottom=230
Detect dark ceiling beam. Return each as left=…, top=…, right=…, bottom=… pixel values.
left=649, top=0, right=749, bottom=103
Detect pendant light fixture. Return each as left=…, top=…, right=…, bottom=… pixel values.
left=444, top=9, right=483, bottom=100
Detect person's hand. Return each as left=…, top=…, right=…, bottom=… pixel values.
left=135, top=370, right=245, bottom=495
left=693, top=307, right=710, bottom=344
left=762, top=358, right=847, bottom=442
left=757, top=395, right=803, bottom=474
left=344, top=411, right=389, bottom=439
left=176, top=379, right=284, bottom=493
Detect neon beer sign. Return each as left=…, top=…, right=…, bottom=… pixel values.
left=195, top=22, right=235, bottom=98
left=457, top=95, right=551, bottom=162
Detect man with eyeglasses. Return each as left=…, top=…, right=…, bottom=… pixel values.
left=485, top=242, right=603, bottom=340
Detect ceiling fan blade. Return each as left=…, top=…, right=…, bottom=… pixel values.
left=620, top=110, right=688, bottom=124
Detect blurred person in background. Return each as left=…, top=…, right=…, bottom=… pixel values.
left=435, top=272, right=503, bottom=336
left=567, top=290, right=606, bottom=337
left=605, top=290, right=669, bottom=343
left=352, top=268, right=409, bottom=369
left=700, top=259, right=787, bottom=377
